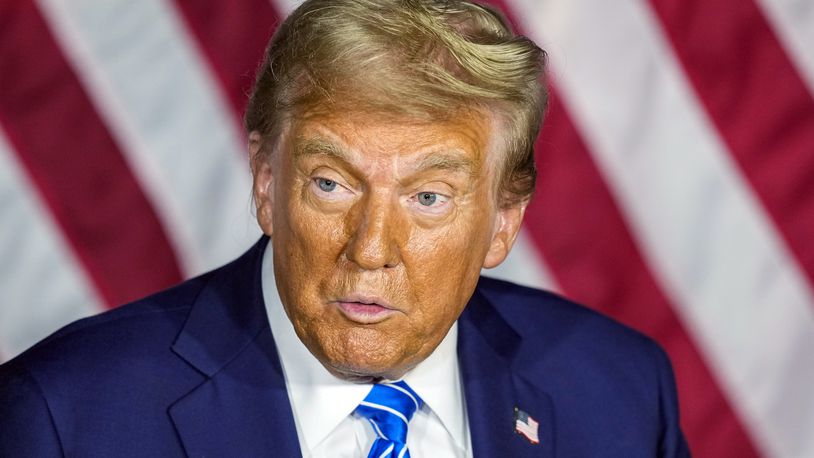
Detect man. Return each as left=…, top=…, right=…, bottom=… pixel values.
left=0, top=0, right=689, bottom=456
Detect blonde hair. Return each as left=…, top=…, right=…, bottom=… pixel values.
left=245, top=0, right=547, bottom=206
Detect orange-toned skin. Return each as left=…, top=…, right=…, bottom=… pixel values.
left=250, top=110, right=526, bottom=382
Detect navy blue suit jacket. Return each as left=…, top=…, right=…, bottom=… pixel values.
left=0, top=237, right=689, bottom=457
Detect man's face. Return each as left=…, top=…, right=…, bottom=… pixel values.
left=251, top=109, right=525, bottom=381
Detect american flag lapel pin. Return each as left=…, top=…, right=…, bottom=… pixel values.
left=514, top=406, right=540, bottom=445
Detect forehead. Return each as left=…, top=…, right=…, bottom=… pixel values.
left=285, top=109, right=498, bottom=172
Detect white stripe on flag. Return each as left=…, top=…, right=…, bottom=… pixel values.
left=515, top=419, right=539, bottom=443
left=0, top=129, right=103, bottom=360
left=270, top=0, right=302, bottom=16
left=37, top=0, right=260, bottom=277
left=506, top=0, right=814, bottom=456
left=757, top=0, right=814, bottom=94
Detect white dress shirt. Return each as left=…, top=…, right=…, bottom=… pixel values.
left=261, top=243, right=472, bottom=457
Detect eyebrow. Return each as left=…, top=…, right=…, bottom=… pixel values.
left=413, top=151, right=478, bottom=179
left=293, top=136, right=354, bottom=164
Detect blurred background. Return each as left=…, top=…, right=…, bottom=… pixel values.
left=1, top=0, right=812, bottom=456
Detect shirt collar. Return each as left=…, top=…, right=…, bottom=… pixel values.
left=261, top=242, right=467, bottom=452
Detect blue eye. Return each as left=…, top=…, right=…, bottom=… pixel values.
left=417, top=192, right=437, bottom=206
left=316, top=178, right=337, bottom=192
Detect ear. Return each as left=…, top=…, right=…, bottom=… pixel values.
left=249, top=131, right=274, bottom=236
left=482, top=201, right=527, bottom=269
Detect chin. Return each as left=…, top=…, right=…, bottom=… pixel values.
left=324, top=365, right=386, bottom=383
left=320, top=339, right=417, bottom=382
left=328, top=363, right=412, bottom=383
left=297, top=316, right=424, bottom=381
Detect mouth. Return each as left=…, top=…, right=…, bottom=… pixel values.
left=333, top=294, right=397, bottom=324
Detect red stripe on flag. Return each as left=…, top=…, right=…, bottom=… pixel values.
left=647, top=0, right=814, bottom=290
left=526, top=94, right=761, bottom=457
left=0, top=2, right=183, bottom=307
left=172, top=0, right=281, bottom=120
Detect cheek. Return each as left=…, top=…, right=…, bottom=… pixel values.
left=271, top=180, right=350, bottom=314
left=402, top=212, right=493, bottom=322
left=277, top=180, right=347, bottom=255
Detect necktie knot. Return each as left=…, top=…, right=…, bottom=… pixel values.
left=355, top=381, right=423, bottom=457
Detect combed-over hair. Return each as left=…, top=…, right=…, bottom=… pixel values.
left=244, top=0, right=548, bottom=206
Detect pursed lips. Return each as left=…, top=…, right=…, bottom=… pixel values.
left=333, top=294, right=399, bottom=324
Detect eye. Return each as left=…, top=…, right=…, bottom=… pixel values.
left=316, top=177, right=337, bottom=192
left=310, top=175, right=354, bottom=202
left=409, top=190, right=450, bottom=214
left=417, top=192, right=437, bottom=206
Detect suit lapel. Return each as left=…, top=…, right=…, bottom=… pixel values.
left=168, top=237, right=301, bottom=456
left=458, top=285, right=556, bottom=457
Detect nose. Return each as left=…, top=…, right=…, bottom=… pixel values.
left=344, top=192, right=402, bottom=270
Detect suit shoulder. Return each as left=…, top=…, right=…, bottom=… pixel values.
left=3, top=238, right=266, bottom=379
left=0, top=273, right=221, bottom=456
left=476, top=276, right=661, bottom=357
left=1, top=272, right=213, bottom=379
left=474, top=277, right=685, bottom=452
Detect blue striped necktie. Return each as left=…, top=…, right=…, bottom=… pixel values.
left=355, top=381, right=424, bottom=458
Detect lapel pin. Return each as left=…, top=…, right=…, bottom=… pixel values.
left=514, top=406, right=540, bottom=445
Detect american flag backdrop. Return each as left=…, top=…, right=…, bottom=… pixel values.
left=1, top=0, right=812, bottom=456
